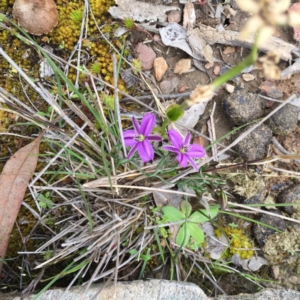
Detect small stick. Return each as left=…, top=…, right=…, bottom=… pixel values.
left=113, top=54, right=127, bottom=161
left=272, top=137, right=300, bottom=164
left=207, top=101, right=218, bottom=161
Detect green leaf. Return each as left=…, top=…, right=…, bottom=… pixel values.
left=176, top=223, right=190, bottom=247
left=180, top=201, right=192, bottom=217
left=70, top=9, right=83, bottom=22
left=161, top=206, right=185, bottom=222
left=0, top=13, right=6, bottom=21
left=103, top=94, right=115, bottom=110
left=39, top=201, right=47, bottom=209
left=189, top=206, right=219, bottom=223
left=188, top=211, right=208, bottom=223
left=129, top=249, right=138, bottom=255
left=166, top=104, right=185, bottom=122
left=188, top=223, right=204, bottom=246
left=160, top=227, right=168, bottom=238
left=140, top=254, right=151, bottom=261
left=204, top=206, right=219, bottom=219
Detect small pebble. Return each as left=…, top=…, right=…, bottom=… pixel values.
left=160, top=77, right=180, bottom=94
left=213, top=65, right=220, bottom=75
left=204, top=62, right=214, bottom=69
left=260, top=80, right=283, bottom=99
left=242, top=73, right=255, bottom=81
left=136, top=42, right=156, bottom=71
left=253, top=211, right=286, bottom=247
left=277, top=183, right=300, bottom=215
left=223, top=89, right=264, bottom=125
left=225, top=84, right=235, bottom=93
left=235, top=124, right=272, bottom=161
left=269, top=104, right=299, bottom=135
left=223, top=46, right=235, bottom=55
left=154, top=57, right=168, bottom=82
left=174, top=58, right=191, bottom=75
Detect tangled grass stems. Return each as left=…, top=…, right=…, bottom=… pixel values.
left=0, top=27, right=157, bottom=292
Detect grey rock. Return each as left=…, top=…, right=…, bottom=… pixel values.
left=160, top=77, right=180, bottom=94
left=259, top=81, right=283, bottom=99
left=253, top=210, right=286, bottom=247
left=277, top=183, right=300, bottom=215
left=0, top=280, right=207, bottom=300
left=235, top=124, right=272, bottom=161
left=223, top=90, right=264, bottom=125
left=214, top=288, right=300, bottom=299
left=269, top=104, right=299, bottom=135
left=244, top=187, right=267, bottom=205
left=2, top=281, right=300, bottom=300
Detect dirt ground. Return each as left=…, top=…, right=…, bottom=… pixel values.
left=1, top=0, right=300, bottom=296
left=110, top=0, right=300, bottom=293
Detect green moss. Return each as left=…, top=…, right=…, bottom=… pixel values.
left=262, top=227, right=299, bottom=264
left=216, top=226, right=254, bottom=260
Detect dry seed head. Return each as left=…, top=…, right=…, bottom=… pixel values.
left=258, top=51, right=281, bottom=79
left=236, top=0, right=300, bottom=46
left=187, top=84, right=214, bottom=106
left=288, top=3, right=300, bottom=41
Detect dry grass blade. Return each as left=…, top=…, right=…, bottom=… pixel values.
left=0, top=131, right=44, bottom=272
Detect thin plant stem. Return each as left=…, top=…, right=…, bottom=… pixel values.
left=212, top=41, right=258, bottom=89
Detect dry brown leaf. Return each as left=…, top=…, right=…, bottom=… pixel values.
left=0, top=133, right=43, bottom=272
left=187, top=28, right=214, bottom=64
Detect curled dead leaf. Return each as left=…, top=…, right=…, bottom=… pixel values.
left=0, top=133, right=43, bottom=272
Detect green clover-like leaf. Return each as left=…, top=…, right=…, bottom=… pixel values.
left=188, top=223, right=204, bottom=246
left=189, top=206, right=219, bottom=223
left=161, top=206, right=185, bottom=222
left=176, top=223, right=190, bottom=247
left=180, top=201, right=192, bottom=217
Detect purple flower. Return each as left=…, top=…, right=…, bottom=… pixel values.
left=123, top=113, right=162, bottom=162
left=162, top=129, right=206, bottom=171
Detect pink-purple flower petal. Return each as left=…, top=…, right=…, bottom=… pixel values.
left=138, top=140, right=154, bottom=162
left=123, top=130, right=138, bottom=146
left=147, top=134, right=163, bottom=142
left=140, top=113, right=155, bottom=136
left=186, top=144, right=206, bottom=158
left=123, top=130, right=136, bottom=138
left=162, top=145, right=180, bottom=153
left=132, top=117, right=140, bottom=133
left=176, top=153, right=188, bottom=167
left=127, top=143, right=139, bottom=159
left=186, top=156, right=199, bottom=171
left=168, top=129, right=183, bottom=149
left=183, top=132, right=191, bottom=146
left=163, top=129, right=206, bottom=170
left=123, top=113, right=162, bottom=162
